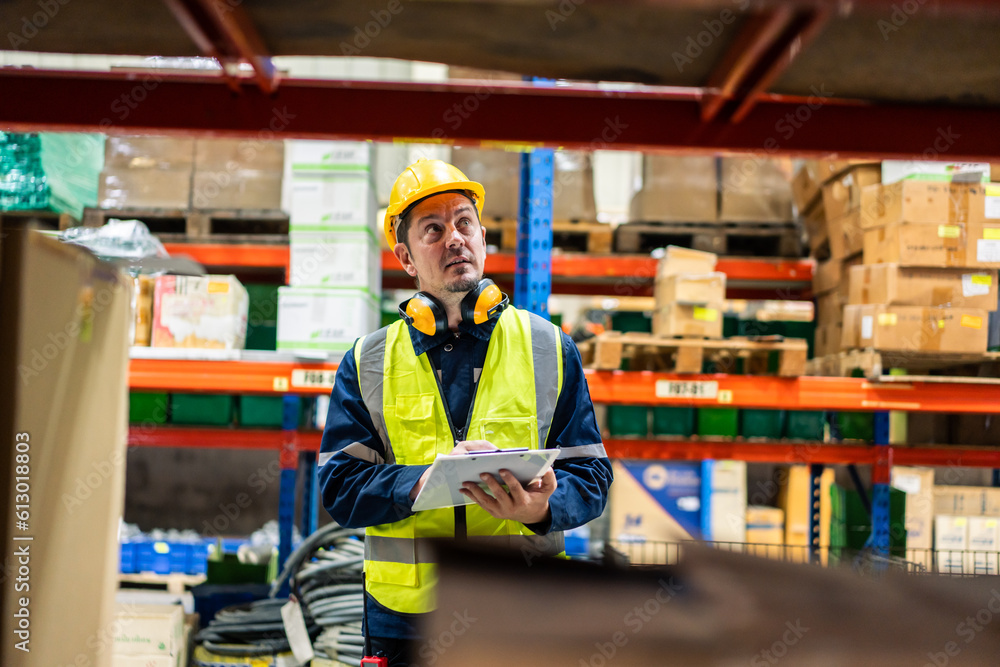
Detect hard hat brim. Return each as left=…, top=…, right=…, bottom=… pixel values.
left=383, top=181, right=485, bottom=248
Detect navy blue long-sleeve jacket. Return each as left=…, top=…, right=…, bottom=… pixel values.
left=318, top=312, right=612, bottom=638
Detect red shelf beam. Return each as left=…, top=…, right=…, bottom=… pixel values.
left=128, top=426, right=322, bottom=452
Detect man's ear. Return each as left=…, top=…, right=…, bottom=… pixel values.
left=394, top=243, right=418, bottom=278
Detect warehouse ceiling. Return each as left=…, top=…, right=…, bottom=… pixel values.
left=4, top=0, right=1000, bottom=106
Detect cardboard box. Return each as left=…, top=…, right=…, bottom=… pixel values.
left=277, top=287, right=380, bottom=354
left=967, top=210, right=1000, bottom=269
left=934, top=515, right=969, bottom=574
left=814, top=322, right=843, bottom=357
left=777, top=465, right=834, bottom=563
left=891, top=467, right=935, bottom=553
left=152, top=275, right=249, bottom=349
left=863, top=222, right=971, bottom=268
left=862, top=181, right=988, bottom=230
left=656, top=245, right=717, bottom=279
left=708, top=460, right=747, bottom=543
left=848, top=264, right=998, bottom=310
left=451, top=147, right=521, bottom=220
left=111, top=656, right=176, bottom=667
left=821, top=165, right=881, bottom=222
left=816, top=292, right=844, bottom=327
left=719, top=157, right=793, bottom=222
left=746, top=505, right=785, bottom=546
left=968, top=517, right=1000, bottom=575
left=289, top=229, right=381, bottom=290
left=630, top=155, right=718, bottom=222
left=934, top=486, right=1000, bottom=517
left=827, top=208, right=864, bottom=260
left=191, top=170, right=283, bottom=209
left=653, top=302, right=724, bottom=338
left=1, top=230, right=131, bottom=667
left=105, top=136, right=195, bottom=170
left=791, top=163, right=822, bottom=215
left=842, top=304, right=989, bottom=353
left=654, top=272, right=726, bottom=308
left=194, top=138, right=284, bottom=172
left=285, top=140, right=372, bottom=173
left=99, top=168, right=192, bottom=209
left=132, top=275, right=154, bottom=346
left=284, top=173, right=378, bottom=229
left=812, top=258, right=842, bottom=296
left=552, top=150, right=597, bottom=221
left=112, top=603, right=184, bottom=656
left=881, top=160, right=991, bottom=185
left=803, top=200, right=829, bottom=257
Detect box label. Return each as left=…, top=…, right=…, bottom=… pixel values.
left=962, top=274, right=992, bottom=297
left=961, top=314, right=984, bottom=329
left=977, top=239, right=1000, bottom=263
left=878, top=313, right=897, bottom=326
left=985, top=186, right=1000, bottom=219
left=984, top=227, right=1000, bottom=240
left=861, top=315, right=874, bottom=340
left=938, top=225, right=961, bottom=239
left=291, top=369, right=337, bottom=389
left=693, top=307, right=718, bottom=322
left=655, top=380, right=719, bottom=400
left=893, top=472, right=922, bottom=495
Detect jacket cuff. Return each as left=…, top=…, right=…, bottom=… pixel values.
left=393, top=464, right=430, bottom=515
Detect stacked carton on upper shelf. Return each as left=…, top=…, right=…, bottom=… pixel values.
left=278, top=141, right=381, bottom=355
left=652, top=246, right=725, bottom=338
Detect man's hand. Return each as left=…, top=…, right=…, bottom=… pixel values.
left=459, top=468, right=557, bottom=525
left=409, top=440, right=499, bottom=501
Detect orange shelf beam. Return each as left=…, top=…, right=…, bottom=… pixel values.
left=129, top=358, right=338, bottom=395
left=163, top=242, right=290, bottom=269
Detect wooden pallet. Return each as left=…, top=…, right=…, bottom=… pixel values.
left=807, top=348, right=1000, bottom=379
left=577, top=331, right=808, bottom=375
left=82, top=206, right=290, bottom=241
left=487, top=217, right=612, bottom=253
left=614, top=220, right=802, bottom=256
left=0, top=209, right=79, bottom=231
left=118, top=572, right=206, bottom=594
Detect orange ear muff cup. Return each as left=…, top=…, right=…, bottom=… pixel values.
left=400, top=293, right=446, bottom=336
left=461, top=279, right=509, bottom=325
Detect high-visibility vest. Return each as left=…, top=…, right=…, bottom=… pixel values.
left=354, top=307, right=566, bottom=615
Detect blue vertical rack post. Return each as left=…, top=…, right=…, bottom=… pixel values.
left=277, top=395, right=303, bottom=589
left=515, top=148, right=554, bottom=317
left=870, top=411, right=892, bottom=569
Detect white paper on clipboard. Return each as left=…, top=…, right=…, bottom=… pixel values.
left=411, top=448, right=560, bottom=512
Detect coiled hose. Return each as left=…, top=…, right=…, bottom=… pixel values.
left=194, top=523, right=366, bottom=663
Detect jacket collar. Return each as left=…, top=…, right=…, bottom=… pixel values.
left=407, top=311, right=500, bottom=356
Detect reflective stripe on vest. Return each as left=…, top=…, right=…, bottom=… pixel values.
left=358, top=307, right=565, bottom=614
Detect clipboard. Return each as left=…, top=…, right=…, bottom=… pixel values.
left=411, top=448, right=560, bottom=512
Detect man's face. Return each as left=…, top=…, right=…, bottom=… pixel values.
left=393, top=192, right=487, bottom=297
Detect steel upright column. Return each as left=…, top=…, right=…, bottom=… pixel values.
left=514, top=148, right=554, bottom=318
left=808, top=463, right=825, bottom=564
left=870, top=411, right=892, bottom=567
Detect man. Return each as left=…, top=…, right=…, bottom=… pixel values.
left=319, top=158, right=611, bottom=665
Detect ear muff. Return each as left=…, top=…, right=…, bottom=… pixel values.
left=460, top=279, right=509, bottom=325
left=398, top=292, right=447, bottom=337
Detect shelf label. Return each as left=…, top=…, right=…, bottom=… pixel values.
left=273, top=377, right=290, bottom=392
left=291, top=369, right=336, bottom=389
left=655, top=380, right=719, bottom=400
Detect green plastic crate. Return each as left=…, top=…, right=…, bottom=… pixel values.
left=238, top=395, right=288, bottom=428
left=836, top=412, right=874, bottom=443
left=779, top=321, right=816, bottom=359
left=610, top=311, right=651, bottom=333
left=740, top=409, right=786, bottom=440
left=697, top=408, right=739, bottom=438
left=828, top=483, right=848, bottom=566
left=722, top=314, right=741, bottom=338
left=785, top=410, right=826, bottom=441
left=245, top=324, right=277, bottom=351
left=129, top=392, right=169, bottom=424
left=171, top=394, right=235, bottom=426
left=245, top=283, right=279, bottom=324
left=651, top=407, right=695, bottom=437
left=845, top=488, right=906, bottom=557
left=607, top=405, right=649, bottom=437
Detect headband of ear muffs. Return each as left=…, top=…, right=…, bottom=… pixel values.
left=398, top=279, right=509, bottom=336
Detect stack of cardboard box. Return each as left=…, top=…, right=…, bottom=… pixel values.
left=190, top=138, right=284, bottom=210
left=629, top=155, right=718, bottom=222
left=278, top=141, right=380, bottom=355
left=792, top=160, right=879, bottom=357
left=652, top=246, right=726, bottom=338
left=841, top=179, right=1000, bottom=354
left=719, top=157, right=794, bottom=223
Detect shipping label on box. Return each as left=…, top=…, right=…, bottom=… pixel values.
left=653, top=302, right=724, bottom=338
left=113, top=603, right=184, bottom=656
left=285, top=174, right=377, bottom=228
left=654, top=272, right=726, bottom=308
left=277, top=287, right=380, bottom=353
left=969, top=217, right=1000, bottom=268
left=968, top=517, right=1000, bottom=575
left=934, top=515, right=969, bottom=574
left=151, top=275, right=249, bottom=349
left=289, top=229, right=381, bottom=290
left=863, top=222, right=971, bottom=268
left=846, top=304, right=989, bottom=353
left=285, top=140, right=372, bottom=173
left=848, top=264, right=998, bottom=310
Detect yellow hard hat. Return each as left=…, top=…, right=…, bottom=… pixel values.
left=384, top=158, right=485, bottom=247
